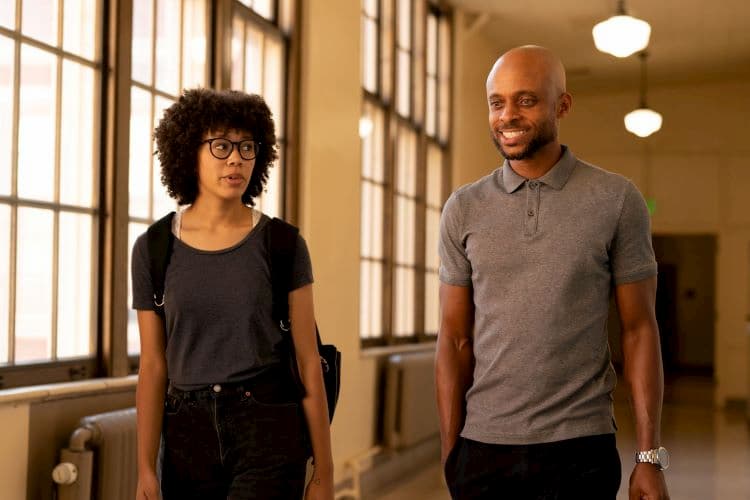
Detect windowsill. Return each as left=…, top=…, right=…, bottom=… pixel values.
left=0, top=375, right=137, bottom=406
left=361, top=341, right=436, bottom=358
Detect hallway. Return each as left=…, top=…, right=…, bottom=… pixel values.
left=372, top=376, right=750, bottom=500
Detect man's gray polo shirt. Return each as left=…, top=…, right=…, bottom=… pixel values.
left=438, top=146, right=657, bottom=445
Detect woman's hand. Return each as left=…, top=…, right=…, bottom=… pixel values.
left=304, top=470, right=334, bottom=500
left=135, top=470, right=161, bottom=500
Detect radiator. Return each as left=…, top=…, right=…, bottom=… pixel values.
left=383, top=351, right=440, bottom=450
left=54, top=407, right=137, bottom=500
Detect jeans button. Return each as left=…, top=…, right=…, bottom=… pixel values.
left=212, top=384, right=222, bottom=393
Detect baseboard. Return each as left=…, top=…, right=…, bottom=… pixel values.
left=334, top=435, right=441, bottom=499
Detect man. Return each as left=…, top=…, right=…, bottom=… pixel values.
left=436, top=45, right=670, bottom=499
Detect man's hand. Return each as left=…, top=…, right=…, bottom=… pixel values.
left=629, top=463, right=669, bottom=500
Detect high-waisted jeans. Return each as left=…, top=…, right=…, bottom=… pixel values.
left=444, top=433, right=621, bottom=500
left=160, top=368, right=310, bottom=499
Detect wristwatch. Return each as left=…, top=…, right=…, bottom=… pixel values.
left=635, top=446, right=670, bottom=470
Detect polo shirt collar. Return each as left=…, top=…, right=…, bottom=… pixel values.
left=500, top=145, right=577, bottom=193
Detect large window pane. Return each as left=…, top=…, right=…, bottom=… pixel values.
left=424, top=271, right=438, bottom=334
left=63, top=0, right=98, bottom=60
left=152, top=96, right=176, bottom=217
left=396, top=50, right=410, bottom=117
left=132, top=0, right=154, bottom=84
left=155, top=0, right=180, bottom=94
left=362, top=17, right=377, bottom=93
left=60, top=61, right=95, bottom=207
left=397, top=0, right=411, bottom=49
left=22, top=0, right=58, bottom=46
left=231, top=16, right=245, bottom=90
left=0, top=205, right=9, bottom=363
left=361, top=181, right=383, bottom=259
left=183, top=0, right=207, bottom=89
left=426, top=209, right=440, bottom=269
left=0, top=36, right=13, bottom=196
left=15, top=207, right=53, bottom=363
left=395, top=196, right=415, bottom=264
left=361, top=104, right=384, bottom=181
left=396, top=128, right=416, bottom=196
left=129, top=87, right=152, bottom=219
left=360, top=260, right=383, bottom=339
left=244, top=26, right=264, bottom=94
left=426, top=143, right=442, bottom=207
left=0, top=1, right=15, bottom=29
left=393, top=267, right=414, bottom=336
left=57, top=212, right=93, bottom=358
left=18, top=45, right=57, bottom=202
left=264, top=36, right=284, bottom=133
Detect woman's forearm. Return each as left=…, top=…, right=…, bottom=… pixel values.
left=136, top=361, right=167, bottom=474
left=299, top=357, right=333, bottom=475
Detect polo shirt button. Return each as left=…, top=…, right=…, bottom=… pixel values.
left=527, top=210, right=535, bottom=216
left=212, top=384, right=222, bottom=393
left=529, top=181, right=538, bottom=189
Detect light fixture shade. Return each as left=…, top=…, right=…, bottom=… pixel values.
left=592, top=15, right=651, bottom=58
left=624, top=108, right=662, bottom=137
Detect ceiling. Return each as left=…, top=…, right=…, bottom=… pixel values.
left=447, top=0, right=750, bottom=93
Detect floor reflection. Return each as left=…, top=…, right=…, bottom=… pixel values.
left=371, top=375, right=750, bottom=500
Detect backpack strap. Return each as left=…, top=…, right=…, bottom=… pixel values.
left=146, top=211, right=176, bottom=319
left=268, top=217, right=323, bottom=348
left=269, top=217, right=298, bottom=330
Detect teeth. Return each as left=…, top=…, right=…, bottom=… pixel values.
left=502, top=130, right=526, bottom=138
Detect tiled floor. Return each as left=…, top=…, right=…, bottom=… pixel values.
left=371, top=375, right=750, bottom=500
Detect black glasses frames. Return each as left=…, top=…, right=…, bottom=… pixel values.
left=201, top=138, right=260, bottom=161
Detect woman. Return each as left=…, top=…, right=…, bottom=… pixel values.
left=131, top=88, right=333, bottom=499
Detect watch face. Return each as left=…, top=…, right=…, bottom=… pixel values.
left=657, top=447, right=670, bottom=470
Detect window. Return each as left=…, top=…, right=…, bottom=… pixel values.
left=0, top=0, right=297, bottom=387
left=359, top=0, right=451, bottom=345
left=126, top=0, right=210, bottom=355
left=0, top=0, right=102, bottom=373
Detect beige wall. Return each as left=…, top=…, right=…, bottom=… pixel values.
left=0, top=404, right=29, bottom=499
left=451, top=18, right=750, bottom=405
left=299, top=0, right=379, bottom=481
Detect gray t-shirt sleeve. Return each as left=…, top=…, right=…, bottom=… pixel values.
left=610, top=181, right=658, bottom=284
left=131, top=232, right=157, bottom=310
left=291, top=232, right=314, bottom=290
left=438, top=191, right=472, bottom=287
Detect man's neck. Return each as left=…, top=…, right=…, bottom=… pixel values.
left=508, top=142, right=564, bottom=180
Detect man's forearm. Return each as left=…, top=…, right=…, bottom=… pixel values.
left=435, top=333, right=474, bottom=461
left=621, top=323, right=664, bottom=450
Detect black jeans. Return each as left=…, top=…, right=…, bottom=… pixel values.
left=444, top=433, right=621, bottom=500
left=160, top=368, right=310, bottom=499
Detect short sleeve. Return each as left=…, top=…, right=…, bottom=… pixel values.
left=610, top=182, right=658, bottom=285
left=291, top=232, right=314, bottom=290
left=438, top=191, right=472, bottom=286
left=131, top=232, right=157, bottom=310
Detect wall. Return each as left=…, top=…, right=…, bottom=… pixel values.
left=298, top=0, right=379, bottom=481
left=451, top=17, right=750, bottom=405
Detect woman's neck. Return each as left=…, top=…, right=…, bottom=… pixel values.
left=185, top=196, right=251, bottom=229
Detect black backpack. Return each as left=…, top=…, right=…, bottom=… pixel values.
left=146, top=212, right=341, bottom=422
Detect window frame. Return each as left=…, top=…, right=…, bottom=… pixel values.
left=0, top=0, right=299, bottom=388
left=359, top=0, right=452, bottom=348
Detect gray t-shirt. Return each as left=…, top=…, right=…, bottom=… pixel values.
left=131, top=213, right=313, bottom=390
left=439, top=146, right=657, bottom=445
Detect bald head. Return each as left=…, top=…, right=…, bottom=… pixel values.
left=487, top=45, right=567, bottom=98
left=485, top=45, right=572, bottom=166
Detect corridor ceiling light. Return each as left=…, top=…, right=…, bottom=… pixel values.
left=592, top=0, right=651, bottom=58
left=624, top=52, right=662, bottom=138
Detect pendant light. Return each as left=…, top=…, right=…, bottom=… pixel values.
left=624, top=52, right=662, bottom=138
left=592, top=0, right=651, bottom=58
